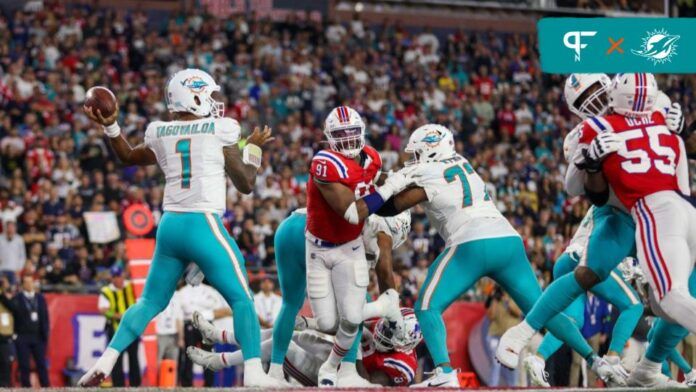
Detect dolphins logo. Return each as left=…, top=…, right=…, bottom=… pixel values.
left=632, top=29, right=679, bottom=65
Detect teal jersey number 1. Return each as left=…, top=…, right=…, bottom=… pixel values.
left=176, top=139, right=192, bottom=189
left=444, top=162, right=490, bottom=208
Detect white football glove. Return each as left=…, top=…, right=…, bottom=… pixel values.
left=587, top=132, right=622, bottom=162
left=666, top=102, right=684, bottom=134
left=377, top=169, right=417, bottom=200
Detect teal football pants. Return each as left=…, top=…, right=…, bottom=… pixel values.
left=109, top=212, right=261, bottom=359
left=537, top=251, right=643, bottom=359
left=525, top=206, right=636, bottom=334
left=415, top=236, right=595, bottom=367
left=270, top=212, right=362, bottom=365
left=645, top=270, right=696, bottom=366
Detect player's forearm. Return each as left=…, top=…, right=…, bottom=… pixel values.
left=107, top=133, right=157, bottom=166
left=223, top=145, right=258, bottom=194
left=375, top=234, right=396, bottom=292
left=583, top=172, right=610, bottom=206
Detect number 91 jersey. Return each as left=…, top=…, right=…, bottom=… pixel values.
left=307, top=146, right=382, bottom=244
left=144, top=117, right=240, bottom=215
left=579, top=112, right=687, bottom=210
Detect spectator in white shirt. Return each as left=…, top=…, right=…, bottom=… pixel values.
left=254, top=278, right=281, bottom=328
left=0, top=221, right=26, bottom=283
left=155, top=292, right=184, bottom=364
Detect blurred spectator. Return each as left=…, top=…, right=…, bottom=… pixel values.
left=0, top=220, right=26, bottom=283
left=0, top=275, right=49, bottom=387
left=98, top=266, right=140, bottom=387
left=254, top=277, right=281, bottom=328
left=579, top=294, right=612, bottom=387
left=485, top=287, right=521, bottom=387
left=155, top=289, right=184, bottom=365
left=0, top=276, right=14, bottom=387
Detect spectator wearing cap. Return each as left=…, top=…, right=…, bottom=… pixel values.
left=97, top=266, right=140, bottom=387
left=0, top=220, right=26, bottom=284
left=0, top=275, right=50, bottom=387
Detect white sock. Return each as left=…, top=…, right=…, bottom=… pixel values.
left=220, top=329, right=237, bottom=344
left=518, top=320, right=537, bottom=339
left=96, top=347, right=120, bottom=373
left=245, top=357, right=264, bottom=373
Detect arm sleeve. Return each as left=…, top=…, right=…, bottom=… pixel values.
left=409, top=166, right=437, bottom=201
left=676, top=136, right=690, bottom=196
left=216, top=117, right=241, bottom=146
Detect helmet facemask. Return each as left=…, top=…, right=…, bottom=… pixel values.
left=573, top=81, right=609, bottom=118
left=207, top=90, right=225, bottom=118
left=326, top=126, right=364, bottom=158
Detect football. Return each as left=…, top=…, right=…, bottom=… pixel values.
left=84, top=86, right=117, bottom=119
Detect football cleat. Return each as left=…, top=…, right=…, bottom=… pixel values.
left=523, top=355, right=550, bottom=387
left=410, top=367, right=460, bottom=388
left=317, top=360, right=338, bottom=388
left=495, top=321, right=535, bottom=369
left=186, top=346, right=226, bottom=371
left=592, top=356, right=627, bottom=387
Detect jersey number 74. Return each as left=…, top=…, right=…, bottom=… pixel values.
left=444, top=163, right=490, bottom=208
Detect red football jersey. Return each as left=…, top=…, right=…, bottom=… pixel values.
left=579, top=112, right=683, bottom=209
left=306, top=146, right=382, bottom=243
left=362, top=348, right=417, bottom=386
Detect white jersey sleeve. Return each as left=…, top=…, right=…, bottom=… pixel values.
left=145, top=117, right=240, bottom=215
left=405, top=155, right=518, bottom=247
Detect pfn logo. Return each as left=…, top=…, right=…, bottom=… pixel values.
left=563, top=31, right=597, bottom=62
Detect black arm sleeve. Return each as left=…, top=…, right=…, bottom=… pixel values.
left=584, top=186, right=609, bottom=206
left=375, top=196, right=399, bottom=217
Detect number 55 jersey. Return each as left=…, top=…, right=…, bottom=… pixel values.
left=403, top=154, right=518, bottom=248
left=578, top=112, right=689, bottom=210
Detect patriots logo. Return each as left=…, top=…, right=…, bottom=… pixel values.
left=632, top=29, right=679, bottom=65
left=181, top=76, right=209, bottom=92
left=421, top=130, right=443, bottom=146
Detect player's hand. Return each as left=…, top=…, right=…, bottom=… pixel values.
left=587, top=132, right=622, bottom=161
left=185, top=264, right=205, bottom=286
left=83, top=105, right=119, bottom=127
left=377, top=171, right=412, bottom=199
left=246, top=125, right=274, bottom=147
left=666, top=102, right=684, bottom=134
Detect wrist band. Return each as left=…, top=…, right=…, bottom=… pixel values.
left=104, top=122, right=121, bottom=138
left=242, top=143, right=262, bottom=168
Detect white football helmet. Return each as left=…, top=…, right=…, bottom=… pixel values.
left=324, top=106, right=365, bottom=158
left=374, top=309, right=422, bottom=353
left=166, top=68, right=224, bottom=118
left=564, top=73, right=611, bottom=119
left=383, top=210, right=411, bottom=249
left=609, top=73, right=658, bottom=118
left=405, top=124, right=455, bottom=165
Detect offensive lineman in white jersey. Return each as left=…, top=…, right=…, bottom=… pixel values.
left=78, top=68, right=283, bottom=387
left=351, top=124, right=620, bottom=387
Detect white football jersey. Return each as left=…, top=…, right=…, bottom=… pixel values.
left=404, top=155, right=518, bottom=248
left=144, top=117, right=240, bottom=215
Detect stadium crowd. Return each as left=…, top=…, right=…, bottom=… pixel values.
left=0, top=2, right=695, bottom=310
